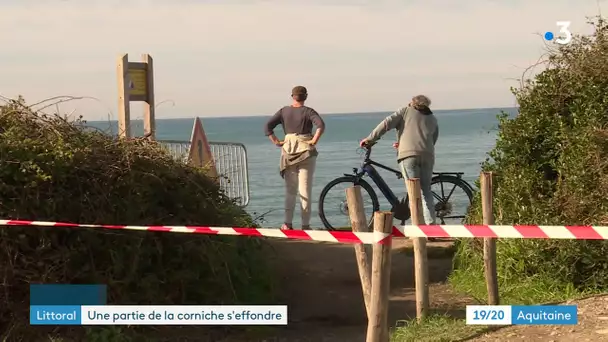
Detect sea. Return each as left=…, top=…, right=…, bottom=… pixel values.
left=89, top=107, right=517, bottom=228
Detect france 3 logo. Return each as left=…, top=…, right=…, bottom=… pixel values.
left=544, top=21, right=573, bottom=45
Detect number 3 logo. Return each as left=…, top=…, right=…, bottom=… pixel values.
left=555, top=21, right=572, bottom=45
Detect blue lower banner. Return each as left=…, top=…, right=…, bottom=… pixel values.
left=466, top=305, right=577, bottom=325
left=30, top=284, right=106, bottom=306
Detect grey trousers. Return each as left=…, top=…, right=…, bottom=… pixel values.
left=399, top=155, right=436, bottom=225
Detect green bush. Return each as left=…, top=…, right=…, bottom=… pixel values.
left=454, top=17, right=608, bottom=297
left=0, top=97, right=273, bottom=341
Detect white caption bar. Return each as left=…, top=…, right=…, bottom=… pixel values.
left=81, top=305, right=287, bottom=325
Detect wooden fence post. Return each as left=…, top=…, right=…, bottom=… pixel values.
left=346, top=186, right=372, bottom=319
left=406, top=178, right=429, bottom=321
left=366, top=211, right=393, bottom=342
left=481, top=172, right=499, bottom=305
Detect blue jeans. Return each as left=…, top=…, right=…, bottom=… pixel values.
left=399, top=156, right=436, bottom=225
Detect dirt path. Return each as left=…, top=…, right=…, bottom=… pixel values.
left=222, top=238, right=472, bottom=342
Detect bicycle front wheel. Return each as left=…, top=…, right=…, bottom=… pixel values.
left=430, top=175, right=474, bottom=225
left=318, top=176, right=380, bottom=231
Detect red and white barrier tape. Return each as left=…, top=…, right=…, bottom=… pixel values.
left=3, top=219, right=607, bottom=243
left=0, top=220, right=390, bottom=245
left=393, top=225, right=608, bottom=240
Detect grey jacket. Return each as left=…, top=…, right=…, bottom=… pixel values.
left=365, top=105, right=438, bottom=161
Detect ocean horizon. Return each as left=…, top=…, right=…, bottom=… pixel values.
left=90, top=106, right=517, bottom=121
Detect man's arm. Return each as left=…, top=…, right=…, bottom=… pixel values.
left=308, top=109, right=325, bottom=145
left=365, top=107, right=406, bottom=143
left=264, top=109, right=283, bottom=146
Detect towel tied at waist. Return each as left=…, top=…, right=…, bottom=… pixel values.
left=279, top=133, right=318, bottom=178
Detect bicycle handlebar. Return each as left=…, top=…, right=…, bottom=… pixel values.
left=360, top=141, right=375, bottom=160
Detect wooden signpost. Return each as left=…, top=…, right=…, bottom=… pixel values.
left=116, top=55, right=217, bottom=178
left=117, top=53, right=156, bottom=139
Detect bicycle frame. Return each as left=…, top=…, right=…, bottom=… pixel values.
left=345, top=146, right=474, bottom=208
left=349, top=161, right=402, bottom=207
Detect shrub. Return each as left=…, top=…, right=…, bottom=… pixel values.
left=454, top=17, right=608, bottom=296
left=0, top=97, right=273, bottom=341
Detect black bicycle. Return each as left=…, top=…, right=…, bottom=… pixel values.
left=318, top=144, right=475, bottom=230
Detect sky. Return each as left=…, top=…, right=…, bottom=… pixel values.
left=0, top=0, right=605, bottom=119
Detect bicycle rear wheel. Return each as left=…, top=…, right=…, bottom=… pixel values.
left=318, top=176, right=380, bottom=231
left=430, top=175, right=473, bottom=225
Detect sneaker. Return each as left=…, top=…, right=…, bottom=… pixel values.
left=281, top=224, right=293, bottom=230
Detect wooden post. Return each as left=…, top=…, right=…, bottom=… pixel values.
left=481, top=172, right=499, bottom=305
left=142, top=54, right=156, bottom=140
left=117, top=54, right=131, bottom=138
left=345, top=186, right=372, bottom=319
left=406, top=178, right=429, bottom=321
left=366, top=211, right=393, bottom=342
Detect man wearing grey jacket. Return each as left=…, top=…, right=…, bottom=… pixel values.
left=360, top=95, right=439, bottom=225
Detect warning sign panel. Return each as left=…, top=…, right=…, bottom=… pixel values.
left=127, top=69, right=147, bottom=97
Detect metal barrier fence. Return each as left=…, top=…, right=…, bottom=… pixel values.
left=159, top=140, right=250, bottom=207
